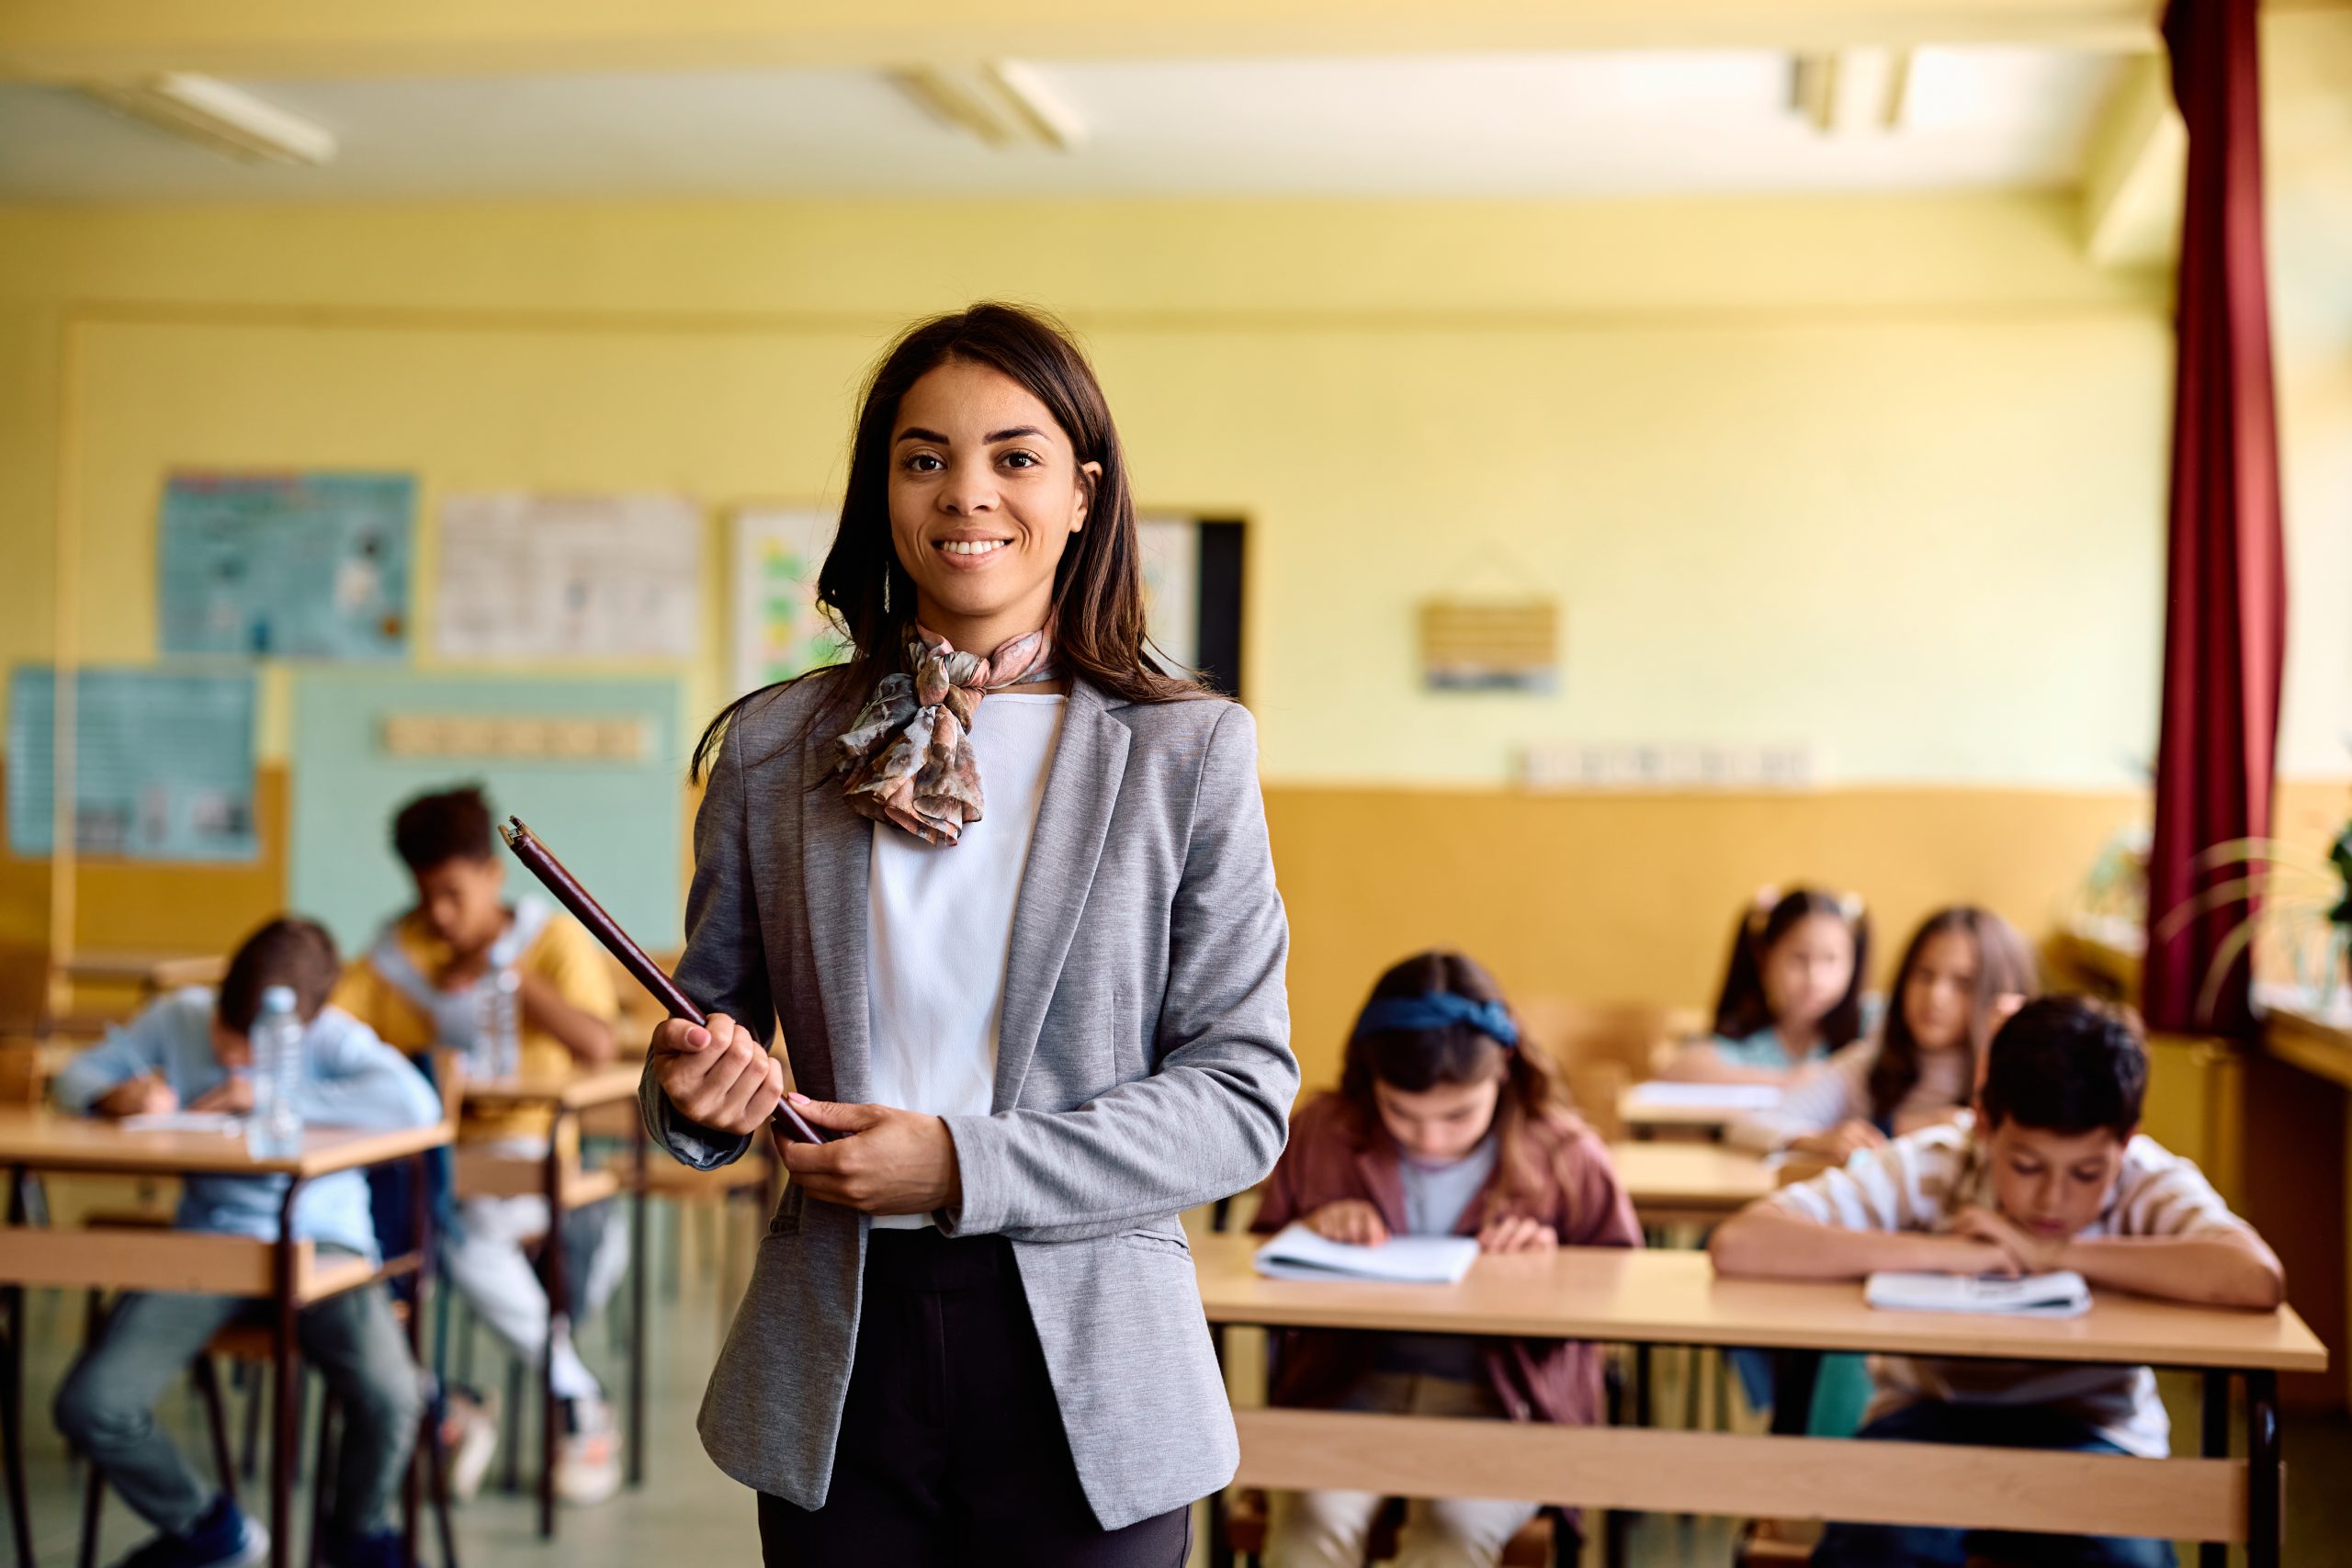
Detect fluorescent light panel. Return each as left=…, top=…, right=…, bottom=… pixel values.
left=890, top=62, right=1089, bottom=152
left=84, top=73, right=336, bottom=165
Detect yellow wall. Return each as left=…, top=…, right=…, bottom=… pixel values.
left=0, top=192, right=2175, bottom=790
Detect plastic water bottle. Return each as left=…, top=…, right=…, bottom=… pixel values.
left=487, top=967, right=522, bottom=1081
left=246, top=985, right=305, bottom=1158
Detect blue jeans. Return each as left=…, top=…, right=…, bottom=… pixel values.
left=1811, top=1402, right=2178, bottom=1568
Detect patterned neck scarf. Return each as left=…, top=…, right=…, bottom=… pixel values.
left=835, top=623, right=1057, bottom=846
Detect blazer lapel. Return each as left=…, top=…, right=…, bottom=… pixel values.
left=991, top=680, right=1130, bottom=1111
left=799, top=751, right=874, bottom=1105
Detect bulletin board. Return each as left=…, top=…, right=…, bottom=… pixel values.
left=288, top=671, right=684, bottom=954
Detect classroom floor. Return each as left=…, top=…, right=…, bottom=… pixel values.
left=7, top=1205, right=2348, bottom=1568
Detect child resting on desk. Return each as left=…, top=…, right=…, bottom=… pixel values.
left=1251, top=951, right=1640, bottom=1568
left=1726, top=905, right=2037, bottom=1160
left=1666, top=886, right=1872, bottom=1087
left=51, top=917, right=441, bottom=1568
left=1710, top=995, right=2283, bottom=1568
left=330, top=783, right=628, bottom=1506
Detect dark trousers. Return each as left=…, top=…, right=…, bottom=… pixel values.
left=758, top=1229, right=1191, bottom=1568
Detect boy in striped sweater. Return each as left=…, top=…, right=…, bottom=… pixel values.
left=1711, top=996, right=2282, bottom=1568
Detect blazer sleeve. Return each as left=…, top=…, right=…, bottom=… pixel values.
left=1566, top=1134, right=1643, bottom=1250
left=640, top=714, right=780, bottom=1171
left=942, top=702, right=1299, bottom=1242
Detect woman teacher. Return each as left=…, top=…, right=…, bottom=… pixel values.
left=640, top=302, right=1297, bottom=1565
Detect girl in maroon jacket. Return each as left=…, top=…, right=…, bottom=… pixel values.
left=1251, top=951, right=1641, bottom=1568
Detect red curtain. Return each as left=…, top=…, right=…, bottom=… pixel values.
left=2143, top=0, right=2288, bottom=1034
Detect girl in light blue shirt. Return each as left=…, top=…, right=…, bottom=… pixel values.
left=1668, top=886, right=1871, bottom=1086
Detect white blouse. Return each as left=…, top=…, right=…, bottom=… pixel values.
left=863, top=692, right=1066, bottom=1228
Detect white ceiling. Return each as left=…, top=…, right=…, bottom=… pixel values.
left=0, top=49, right=2126, bottom=203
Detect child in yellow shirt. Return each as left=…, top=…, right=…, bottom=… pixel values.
left=332, top=784, right=627, bottom=1506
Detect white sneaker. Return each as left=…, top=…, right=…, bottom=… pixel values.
left=441, top=1389, right=501, bottom=1504
left=553, top=1396, right=621, bottom=1506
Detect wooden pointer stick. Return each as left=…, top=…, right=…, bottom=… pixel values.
left=500, top=816, right=827, bottom=1145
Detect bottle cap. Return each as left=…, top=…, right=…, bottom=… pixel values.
left=260, top=985, right=298, bottom=1014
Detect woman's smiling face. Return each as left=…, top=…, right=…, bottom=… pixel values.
left=888, top=358, right=1100, bottom=653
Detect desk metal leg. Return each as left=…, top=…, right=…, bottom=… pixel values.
left=271, top=1182, right=305, bottom=1568
left=401, top=1151, right=427, bottom=1568
left=5, top=1164, right=32, bottom=1568
left=1768, top=1350, right=1821, bottom=1437
left=2199, top=1371, right=2230, bottom=1568
left=627, top=1137, right=646, bottom=1489
left=2246, top=1369, right=2279, bottom=1568
left=537, top=1122, right=566, bottom=1540
left=1204, top=1325, right=1233, bottom=1568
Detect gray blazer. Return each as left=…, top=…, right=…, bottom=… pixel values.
left=639, top=673, right=1296, bottom=1529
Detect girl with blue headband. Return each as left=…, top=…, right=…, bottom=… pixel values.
left=1250, top=950, right=1639, bottom=1568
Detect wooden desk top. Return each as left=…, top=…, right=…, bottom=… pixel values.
left=0, top=1108, right=450, bottom=1179
left=1607, top=1141, right=1777, bottom=1216
left=460, top=1062, right=640, bottom=1112
left=1192, top=1234, right=2326, bottom=1373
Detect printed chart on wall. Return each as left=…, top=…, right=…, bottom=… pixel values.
left=732, top=506, right=848, bottom=695
left=1137, top=516, right=1201, bottom=672
left=158, top=471, right=413, bottom=660
left=6, top=667, right=258, bottom=860
left=436, top=492, right=703, bottom=660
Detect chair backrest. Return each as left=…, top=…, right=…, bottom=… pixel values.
left=0, top=1039, right=40, bottom=1106
left=1563, top=1059, right=1630, bottom=1143
left=1519, top=996, right=1702, bottom=1078
left=142, top=954, right=228, bottom=998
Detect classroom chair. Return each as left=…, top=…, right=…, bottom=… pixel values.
left=1516, top=998, right=1701, bottom=1082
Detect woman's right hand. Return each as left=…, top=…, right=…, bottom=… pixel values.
left=1304, top=1199, right=1389, bottom=1247
left=650, top=1012, right=786, bottom=1134
left=1792, top=1120, right=1885, bottom=1162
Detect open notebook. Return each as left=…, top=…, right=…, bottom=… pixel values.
left=1253, top=1222, right=1479, bottom=1285
left=1864, top=1270, right=2091, bottom=1318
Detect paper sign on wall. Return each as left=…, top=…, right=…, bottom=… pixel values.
left=731, top=506, right=847, bottom=695
left=435, top=492, right=703, bottom=660
left=1137, top=516, right=1201, bottom=673
left=6, top=666, right=259, bottom=861
left=159, top=470, right=413, bottom=660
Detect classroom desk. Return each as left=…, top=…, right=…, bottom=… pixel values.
left=0, top=1110, right=451, bottom=1568
left=455, top=1063, right=646, bottom=1539
left=1605, top=1140, right=1776, bottom=1227
left=1193, top=1234, right=2326, bottom=1568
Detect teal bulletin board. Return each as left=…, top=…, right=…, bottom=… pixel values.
left=6, top=666, right=259, bottom=861
left=290, top=671, right=684, bottom=956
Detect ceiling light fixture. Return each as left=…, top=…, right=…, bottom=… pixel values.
left=1790, top=50, right=1912, bottom=135
left=83, top=73, right=336, bottom=166
left=889, top=62, right=1089, bottom=152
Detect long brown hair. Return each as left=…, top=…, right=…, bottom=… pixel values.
left=1867, top=906, right=2039, bottom=1122
left=1711, top=886, right=1871, bottom=1048
left=1337, top=950, right=1578, bottom=1226
left=692, top=301, right=1200, bottom=782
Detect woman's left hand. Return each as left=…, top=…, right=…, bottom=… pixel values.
left=777, top=1094, right=963, bottom=1216
left=1476, top=1215, right=1558, bottom=1254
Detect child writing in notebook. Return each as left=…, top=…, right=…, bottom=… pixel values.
left=1728, top=906, right=2037, bottom=1159
left=51, top=918, right=441, bottom=1568
left=1667, top=886, right=1871, bottom=1086
left=1711, top=996, right=2282, bottom=1568
left=331, top=784, right=628, bottom=1506
left=1252, top=951, right=1641, bottom=1568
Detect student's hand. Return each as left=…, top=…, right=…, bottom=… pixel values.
left=1952, top=1203, right=2063, bottom=1274
left=776, top=1096, right=960, bottom=1216
left=1477, top=1215, right=1558, bottom=1254
left=1792, top=1121, right=1884, bottom=1162
left=1304, top=1200, right=1390, bottom=1247
left=187, top=1077, right=255, bottom=1114
left=94, top=1075, right=176, bottom=1119
left=650, top=1012, right=786, bottom=1134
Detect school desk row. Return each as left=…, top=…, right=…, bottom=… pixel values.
left=2, top=1083, right=2322, bottom=1568
left=0, top=1065, right=668, bottom=1568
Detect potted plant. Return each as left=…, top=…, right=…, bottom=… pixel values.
left=2155, top=819, right=2352, bottom=1024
